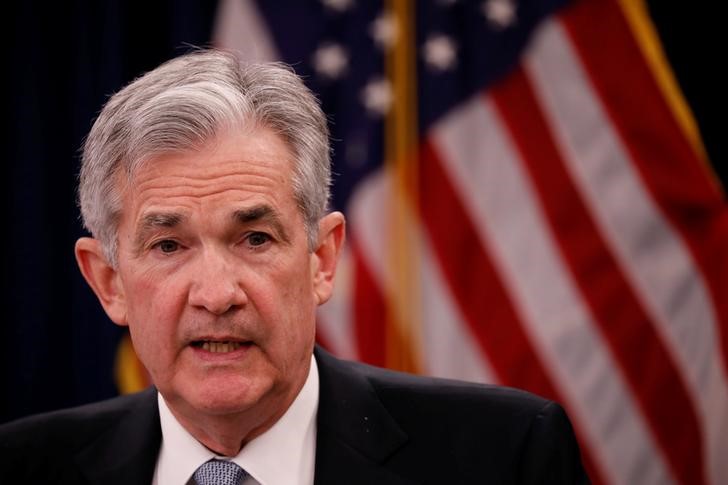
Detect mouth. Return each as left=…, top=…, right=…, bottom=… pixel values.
left=190, top=340, right=251, bottom=354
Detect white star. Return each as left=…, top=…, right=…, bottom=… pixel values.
left=370, top=13, right=398, bottom=50
left=361, top=78, right=393, bottom=116
left=312, top=43, right=349, bottom=80
left=321, top=0, right=354, bottom=13
left=422, top=34, right=457, bottom=72
left=482, top=0, right=517, bottom=29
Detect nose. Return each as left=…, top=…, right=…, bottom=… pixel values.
left=188, top=248, right=247, bottom=315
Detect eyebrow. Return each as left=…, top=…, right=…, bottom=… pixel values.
left=232, top=205, right=291, bottom=244
left=133, top=211, right=188, bottom=252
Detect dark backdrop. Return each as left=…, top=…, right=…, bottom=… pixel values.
left=2, top=0, right=724, bottom=423
left=3, top=0, right=218, bottom=422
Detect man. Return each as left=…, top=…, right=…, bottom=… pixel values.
left=0, top=49, right=589, bottom=484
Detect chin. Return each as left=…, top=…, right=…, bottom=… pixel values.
left=185, top=375, right=275, bottom=416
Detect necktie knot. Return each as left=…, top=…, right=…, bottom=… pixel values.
left=193, top=459, right=247, bottom=485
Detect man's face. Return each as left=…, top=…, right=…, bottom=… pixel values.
left=102, top=127, right=336, bottom=429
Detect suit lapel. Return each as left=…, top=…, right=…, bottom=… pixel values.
left=74, top=388, right=161, bottom=485
left=314, top=348, right=416, bottom=485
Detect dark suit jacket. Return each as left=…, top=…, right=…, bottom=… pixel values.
left=0, top=347, right=589, bottom=484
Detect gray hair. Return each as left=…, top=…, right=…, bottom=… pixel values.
left=79, top=49, right=331, bottom=266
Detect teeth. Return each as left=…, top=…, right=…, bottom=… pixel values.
left=200, top=341, right=242, bottom=353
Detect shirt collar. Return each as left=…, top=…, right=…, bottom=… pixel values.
left=153, top=355, right=319, bottom=485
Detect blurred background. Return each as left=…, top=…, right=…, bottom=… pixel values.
left=3, top=0, right=726, bottom=484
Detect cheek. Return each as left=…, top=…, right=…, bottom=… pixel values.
left=125, top=265, right=188, bottom=313
left=282, top=280, right=318, bottom=347
left=258, top=264, right=317, bottom=343
left=125, top=275, right=164, bottom=322
left=123, top=271, right=186, bottom=350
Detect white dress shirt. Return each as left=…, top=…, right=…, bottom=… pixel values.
left=152, top=356, right=319, bottom=485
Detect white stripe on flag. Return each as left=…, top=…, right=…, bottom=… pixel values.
left=431, top=93, right=674, bottom=485
left=348, top=169, right=497, bottom=383
left=526, top=18, right=728, bottom=484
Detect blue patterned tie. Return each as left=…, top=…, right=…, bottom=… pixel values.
left=192, top=459, right=248, bottom=485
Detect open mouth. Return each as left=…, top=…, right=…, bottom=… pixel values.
left=191, top=341, right=248, bottom=353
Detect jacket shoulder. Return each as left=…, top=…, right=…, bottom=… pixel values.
left=348, top=356, right=550, bottom=416
left=0, top=388, right=156, bottom=450
left=315, top=350, right=589, bottom=484
left=0, top=387, right=158, bottom=483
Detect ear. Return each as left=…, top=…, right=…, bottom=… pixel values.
left=311, top=211, right=346, bottom=305
left=75, top=237, right=128, bottom=326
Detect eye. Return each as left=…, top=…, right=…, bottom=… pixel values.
left=246, top=232, right=271, bottom=247
left=154, top=240, right=180, bottom=253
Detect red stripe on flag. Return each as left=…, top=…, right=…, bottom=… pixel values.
left=562, top=0, right=728, bottom=373
left=419, top=140, right=606, bottom=485
left=350, top=235, right=388, bottom=368
left=491, top=66, right=705, bottom=485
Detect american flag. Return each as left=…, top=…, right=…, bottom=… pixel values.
left=120, top=0, right=728, bottom=483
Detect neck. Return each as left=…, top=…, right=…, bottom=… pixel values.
left=173, top=408, right=288, bottom=456
left=164, top=380, right=306, bottom=457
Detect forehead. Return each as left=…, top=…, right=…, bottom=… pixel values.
left=120, top=127, right=297, bottom=218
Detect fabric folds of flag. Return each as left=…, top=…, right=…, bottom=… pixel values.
left=114, top=0, right=728, bottom=483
